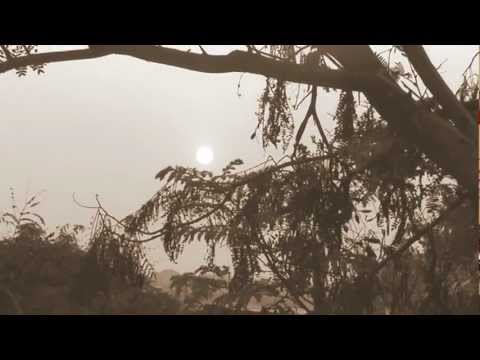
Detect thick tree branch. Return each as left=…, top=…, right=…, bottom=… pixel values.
left=0, top=45, right=372, bottom=91
left=368, top=77, right=475, bottom=193
left=326, top=45, right=475, bottom=193
left=0, top=48, right=110, bottom=73
left=112, top=45, right=378, bottom=92
left=1, top=45, right=475, bottom=193
left=402, top=45, right=476, bottom=138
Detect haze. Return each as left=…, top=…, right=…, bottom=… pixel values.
left=0, top=45, right=477, bottom=272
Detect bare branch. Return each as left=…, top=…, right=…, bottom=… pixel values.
left=462, top=51, right=479, bottom=77
left=1, top=45, right=474, bottom=192
left=198, top=45, right=208, bottom=55
left=0, top=45, right=372, bottom=91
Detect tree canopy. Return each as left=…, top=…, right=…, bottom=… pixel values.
left=1, top=45, right=478, bottom=314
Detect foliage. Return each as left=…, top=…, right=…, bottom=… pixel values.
left=0, top=45, right=45, bottom=76
left=0, top=191, right=179, bottom=314
left=1, top=45, right=477, bottom=314
left=168, top=265, right=284, bottom=313
left=110, top=46, right=477, bottom=314
left=252, top=78, right=294, bottom=151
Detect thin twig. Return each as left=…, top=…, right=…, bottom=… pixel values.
left=198, top=45, right=208, bottom=55
left=462, top=51, right=480, bottom=77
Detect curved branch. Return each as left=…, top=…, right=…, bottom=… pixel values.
left=462, top=51, right=479, bottom=77
left=4, top=45, right=473, bottom=192
left=0, top=45, right=372, bottom=91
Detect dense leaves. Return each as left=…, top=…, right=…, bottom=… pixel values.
left=0, top=192, right=179, bottom=314
left=112, top=46, right=477, bottom=314
left=1, top=45, right=477, bottom=314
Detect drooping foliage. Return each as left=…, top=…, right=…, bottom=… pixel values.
left=2, top=45, right=477, bottom=314
left=102, top=45, right=477, bottom=314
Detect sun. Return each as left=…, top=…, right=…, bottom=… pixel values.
left=196, top=146, right=214, bottom=165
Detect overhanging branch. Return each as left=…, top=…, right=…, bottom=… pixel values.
left=0, top=45, right=372, bottom=91
left=1, top=45, right=475, bottom=192
left=402, top=45, right=476, bottom=138
left=0, top=48, right=110, bottom=73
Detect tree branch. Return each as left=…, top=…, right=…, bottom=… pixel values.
left=372, top=194, right=468, bottom=276
left=0, top=45, right=371, bottom=91
left=1, top=45, right=475, bottom=192
left=402, top=45, right=476, bottom=138
left=0, top=48, right=110, bottom=74
left=323, top=45, right=475, bottom=192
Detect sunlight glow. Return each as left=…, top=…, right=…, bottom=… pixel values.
left=196, top=146, right=214, bottom=165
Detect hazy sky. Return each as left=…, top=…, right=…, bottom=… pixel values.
left=1, top=45, right=477, bottom=272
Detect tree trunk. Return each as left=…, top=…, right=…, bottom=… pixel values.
left=328, top=45, right=475, bottom=194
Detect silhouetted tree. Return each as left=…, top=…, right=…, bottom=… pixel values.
left=1, top=45, right=477, bottom=314
left=0, top=191, right=180, bottom=314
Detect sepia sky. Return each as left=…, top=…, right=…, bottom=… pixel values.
left=0, top=45, right=477, bottom=272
